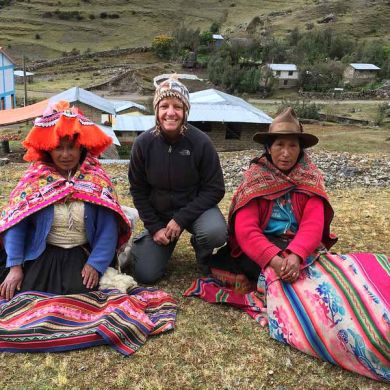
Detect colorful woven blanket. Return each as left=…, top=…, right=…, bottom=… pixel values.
left=185, top=252, right=390, bottom=382
left=0, top=155, right=131, bottom=246
left=0, top=287, right=176, bottom=355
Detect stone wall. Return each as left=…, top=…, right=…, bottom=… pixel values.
left=76, top=102, right=104, bottom=123
left=27, top=47, right=151, bottom=71
left=193, top=122, right=269, bottom=151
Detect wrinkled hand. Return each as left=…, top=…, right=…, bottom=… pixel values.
left=268, top=255, right=288, bottom=278
left=153, top=228, right=170, bottom=246
left=280, top=253, right=301, bottom=283
left=165, top=219, right=182, bottom=242
left=81, top=264, right=99, bottom=289
left=0, top=265, right=23, bottom=301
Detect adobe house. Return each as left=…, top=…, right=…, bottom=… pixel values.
left=343, top=63, right=380, bottom=86
left=0, top=47, right=16, bottom=110
left=14, top=70, right=34, bottom=84
left=266, top=64, right=299, bottom=89
left=114, top=89, right=272, bottom=151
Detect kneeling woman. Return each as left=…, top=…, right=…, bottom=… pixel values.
left=0, top=101, right=131, bottom=300
left=191, top=107, right=389, bottom=382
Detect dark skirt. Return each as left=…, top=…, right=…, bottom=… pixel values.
left=0, top=244, right=97, bottom=295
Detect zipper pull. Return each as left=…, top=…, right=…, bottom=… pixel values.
left=168, top=145, right=172, bottom=153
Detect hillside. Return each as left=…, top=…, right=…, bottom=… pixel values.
left=1, top=0, right=390, bottom=63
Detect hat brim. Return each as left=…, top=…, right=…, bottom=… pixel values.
left=253, top=131, right=319, bottom=148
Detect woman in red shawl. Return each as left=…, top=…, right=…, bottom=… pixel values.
left=187, top=107, right=390, bottom=382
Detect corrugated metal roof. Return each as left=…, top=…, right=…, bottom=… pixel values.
left=46, top=87, right=145, bottom=115
left=350, top=63, right=380, bottom=70
left=98, top=124, right=121, bottom=146
left=114, top=89, right=272, bottom=131
left=212, top=34, right=224, bottom=40
left=108, top=99, right=146, bottom=113
left=189, top=89, right=272, bottom=123
left=268, top=64, right=297, bottom=71
left=14, top=70, right=34, bottom=76
left=48, top=87, right=116, bottom=114
left=114, top=115, right=155, bottom=131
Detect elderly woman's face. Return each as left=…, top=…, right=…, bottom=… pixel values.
left=268, top=135, right=301, bottom=174
left=157, top=97, right=184, bottom=136
left=49, top=137, right=81, bottom=176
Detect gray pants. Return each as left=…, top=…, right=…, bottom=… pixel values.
left=130, top=207, right=227, bottom=284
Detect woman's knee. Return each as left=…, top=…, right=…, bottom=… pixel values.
left=194, top=222, right=227, bottom=248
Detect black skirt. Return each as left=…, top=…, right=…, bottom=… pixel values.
left=0, top=244, right=97, bottom=295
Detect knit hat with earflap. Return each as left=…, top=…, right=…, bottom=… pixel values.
left=23, top=100, right=112, bottom=162
left=153, top=75, right=190, bottom=133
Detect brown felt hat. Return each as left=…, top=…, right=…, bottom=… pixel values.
left=253, top=107, right=319, bottom=148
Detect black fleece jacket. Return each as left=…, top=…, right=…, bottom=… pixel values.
left=128, top=124, right=225, bottom=235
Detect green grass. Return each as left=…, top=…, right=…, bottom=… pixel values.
left=1, top=0, right=389, bottom=63
left=0, top=154, right=389, bottom=389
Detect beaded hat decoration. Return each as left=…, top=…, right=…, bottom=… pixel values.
left=23, top=100, right=112, bottom=162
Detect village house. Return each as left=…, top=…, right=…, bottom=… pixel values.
left=113, top=88, right=272, bottom=151
left=0, top=86, right=146, bottom=157
left=212, top=34, right=224, bottom=49
left=266, top=64, right=299, bottom=89
left=0, top=47, right=16, bottom=110
left=14, top=70, right=34, bottom=84
left=343, top=63, right=381, bottom=86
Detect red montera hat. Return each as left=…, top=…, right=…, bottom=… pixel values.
left=23, top=100, right=112, bottom=161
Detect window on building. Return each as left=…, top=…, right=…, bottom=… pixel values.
left=11, top=94, right=15, bottom=108
left=284, top=80, right=288, bottom=86
left=192, top=121, right=212, bottom=132
left=0, top=97, right=5, bottom=110
left=225, top=126, right=241, bottom=140
left=288, top=71, right=293, bottom=76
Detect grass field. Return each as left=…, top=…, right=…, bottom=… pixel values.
left=0, top=149, right=389, bottom=389
left=1, top=0, right=390, bottom=63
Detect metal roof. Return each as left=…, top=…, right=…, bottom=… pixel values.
left=350, top=63, right=380, bottom=70
left=114, top=89, right=272, bottom=131
left=14, top=70, right=34, bottom=77
left=47, top=87, right=145, bottom=115
left=189, top=89, right=272, bottom=123
left=108, top=99, right=146, bottom=113
left=114, top=115, right=155, bottom=131
left=98, top=124, right=121, bottom=146
left=212, top=34, right=224, bottom=40
left=268, top=64, right=297, bottom=71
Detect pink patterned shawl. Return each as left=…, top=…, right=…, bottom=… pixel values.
left=0, top=155, right=131, bottom=247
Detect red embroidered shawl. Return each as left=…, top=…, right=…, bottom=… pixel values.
left=229, top=153, right=337, bottom=250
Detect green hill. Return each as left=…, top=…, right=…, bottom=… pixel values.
left=1, top=0, right=389, bottom=63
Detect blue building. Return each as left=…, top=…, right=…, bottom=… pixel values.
left=0, top=47, right=16, bottom=110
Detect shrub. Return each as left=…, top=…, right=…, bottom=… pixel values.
left=277, top=99, right=322, bottom=120
left=374, top=102, right=389, bottom=126
left=100, top=12, right=107, bottom=18
left=89, top=14, right=95, bottom=20
left=152, top=35, right=174, bottom=59
left=35, top=33, right=41, bottom=39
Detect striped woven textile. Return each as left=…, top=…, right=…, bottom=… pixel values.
left=185, top=252, right=390, bottom=382
left=0, top=287, right=177, bottom=355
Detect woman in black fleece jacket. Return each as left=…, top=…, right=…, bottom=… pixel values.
left=128, top=75, right=227, bottom=284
